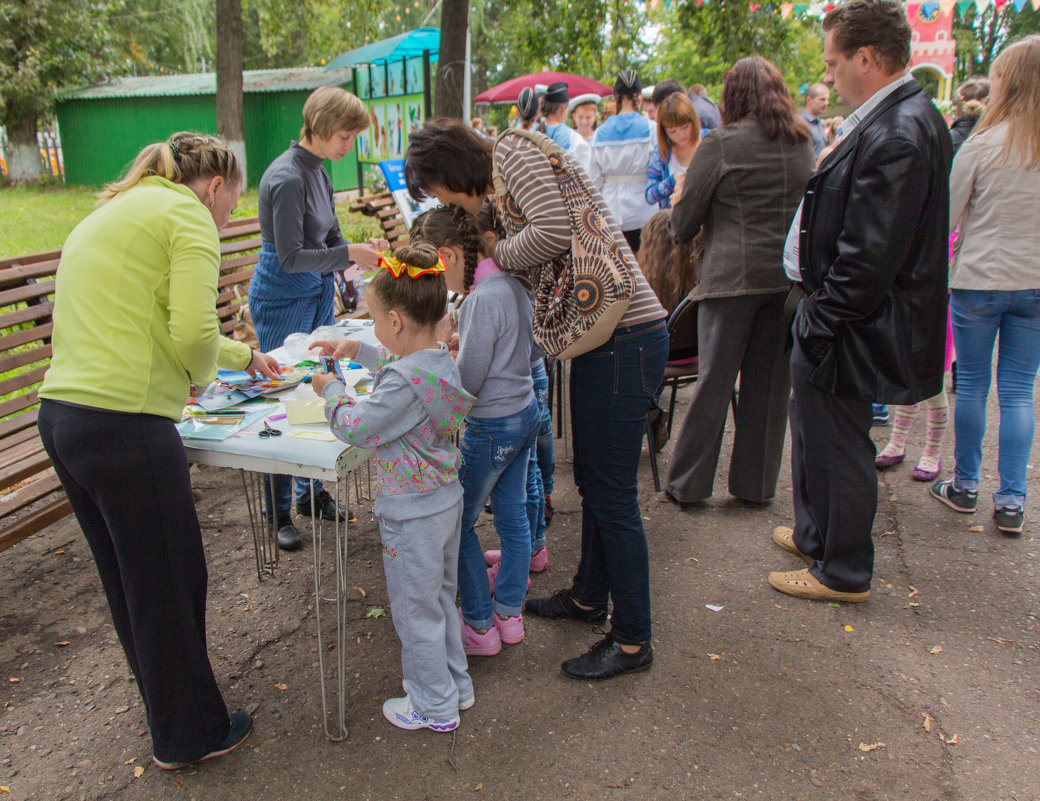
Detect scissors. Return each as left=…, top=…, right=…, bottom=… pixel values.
left=258, top=420, right=283, bottom=439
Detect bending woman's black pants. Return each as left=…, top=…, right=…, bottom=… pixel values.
left=38, top=400, right=230, bottom=764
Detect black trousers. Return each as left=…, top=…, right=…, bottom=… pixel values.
left=788, top=342, right=876, bottom=593
left=38, top=400, right=229, bottom=763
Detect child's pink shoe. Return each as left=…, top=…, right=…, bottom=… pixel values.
left=485, top=547, right=549, bottom=573
left=459, top=609, right=501, bottom=657
left=487, top=562, right=531, bottom=596
left=493, top=613, right=524, bottom=644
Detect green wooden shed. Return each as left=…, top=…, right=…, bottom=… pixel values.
left=56, top=68, right=359, bottom=190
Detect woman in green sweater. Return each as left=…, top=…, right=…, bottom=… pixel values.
left=38, top=132, right=279, bottom=770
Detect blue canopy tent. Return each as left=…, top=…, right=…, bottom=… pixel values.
left=323, top=27, right=440, bottom=71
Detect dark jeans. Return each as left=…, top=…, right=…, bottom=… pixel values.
left=38, top=400, right=230, bottom=764
left=569, top=319, right=668, bottom=645
left=789, top=340, right=876, bottom=593
left=250, top=283, right=335, bottom=517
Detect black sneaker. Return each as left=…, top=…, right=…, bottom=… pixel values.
left=274, top=517, right=302, bottom=551
left=152, top=711, right=253, bottom=770
left=524, top=588, right=608, bottom=623
left=296, top=489, right=346, bottom=521
left=931, top=478, right=978, bottom=513
left=994, top=507, right=1024, bottom=535
left=562, top=634, right=653, bottom=680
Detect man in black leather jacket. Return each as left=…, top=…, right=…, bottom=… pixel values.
left=769, top=0, right=952, bottom=602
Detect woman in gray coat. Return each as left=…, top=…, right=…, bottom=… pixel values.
left=666, top=56, right=814, bottom=506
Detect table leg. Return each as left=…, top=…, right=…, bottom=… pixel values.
left=310, top=478, right=350, bottom=741
left=241, top=470, right=278, bottom=579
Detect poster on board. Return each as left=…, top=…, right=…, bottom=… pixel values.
left=380, top=159, right=440, bottom=227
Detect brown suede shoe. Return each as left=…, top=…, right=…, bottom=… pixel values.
left=772, top=526, right=813, bottom=565
left=768, top=568, right=870, bottom=603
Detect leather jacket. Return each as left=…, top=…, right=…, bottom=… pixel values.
left=794, top=81, right=952, bottom=404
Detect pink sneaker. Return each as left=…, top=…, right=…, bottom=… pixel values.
left=494, top=613, right=524, bottom=644
left=459, top=609, right=501, bottom=657
left=487, top=562, right=531, bottom=596
left=485, top=548, right=549, bottom=573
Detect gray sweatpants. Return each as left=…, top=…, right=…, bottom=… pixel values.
left=379, top=498, right=472, bottom=719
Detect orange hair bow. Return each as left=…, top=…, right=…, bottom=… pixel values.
left=378, top=251, right=447, bottom=279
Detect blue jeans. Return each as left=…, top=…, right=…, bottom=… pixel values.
left=457, top=398, right=540, bottom=628
left=570, top=319, right=668, bottom=645
left=525, top=360, right=555, bottom=551
left=250, top=281, right=336, bottom=516
left=950, top=289, right=1040, bottom=508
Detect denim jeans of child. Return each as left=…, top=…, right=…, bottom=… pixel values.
left=525, top=359, right=554, bottom=552
left=458, top=398, right=540, bottom=628
left=570, top=319, right=668, bottom=645
left=950, top=289, right=1040, bottom=508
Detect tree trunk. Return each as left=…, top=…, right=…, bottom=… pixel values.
left=5, top=113, right=42, bottom=184
left=434, top=0, right=470, bottom=119
left=216, top=0, right=247, bottom=185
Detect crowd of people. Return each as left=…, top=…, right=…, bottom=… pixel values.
left=37, top=0, right=1039, bottom=769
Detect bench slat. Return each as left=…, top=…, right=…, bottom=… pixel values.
left=0, top=344, right=52, bottom=375
left=0, top=407, right=38, bottom=441
left=0, top=471, right=62, bottom=519
left=0, top=389, right=40, bottom=422
left=0, top=322, right=54, bottom=352
left=0, top=279, right=56, bottom=307
left=0, top=497, right=73, bottom=552
left=0, top=437, right=46, bottom=473
left=0, top=426, right=42, bottom=452
left=0, top=365, right=47, bottom=396
left=0, top=448, right=55, bottom=493
left=0, top=303, right=55, bottom=330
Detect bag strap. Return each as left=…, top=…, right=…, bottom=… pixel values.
left=491, top=127, right=565, bottom=198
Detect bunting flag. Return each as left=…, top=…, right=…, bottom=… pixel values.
left=939, top=0, right=957, bottom=14
left=1033, top=0, right=1040, bottom=12
left=781, top=2, right=794, bottom=16
left=956, top=0, right=974, bottom=12
left=1012, top=0, right=1027, bottom=10
left=766, top=0, right=1033, bottom=16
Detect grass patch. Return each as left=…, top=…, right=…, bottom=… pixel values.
left=1, top=184, right=382, bottom=259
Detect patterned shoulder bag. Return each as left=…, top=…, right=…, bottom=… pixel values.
left=492, top=128, right=635, bottom=360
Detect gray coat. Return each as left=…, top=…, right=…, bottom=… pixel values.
left=670, top=120, right=815, bottom=303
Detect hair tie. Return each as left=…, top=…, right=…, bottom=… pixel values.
left=168, top=139, right=180, bottom=158
left=378, top=251, right=447, bottom=279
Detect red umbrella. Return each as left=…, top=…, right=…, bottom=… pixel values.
left=474, top=71, right=613, bottom=105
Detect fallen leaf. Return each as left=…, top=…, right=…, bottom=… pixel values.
left=908, top=586, right=919, bottom=597
left=773, top=604, right=789, bottom=610
left=828, top=602, right=841, bottom=608
left=353, top=586, right=367, bottom=598
left=55, top=641, right=71, bottom=647
left=133, top=765, right=145, bottom=778
left=114, top=705, right=130, bottom=714
left=844, top=625, right=854, bottom=632
left=366, top=607, right=387, bottom=619
left=923, top=712, right=934, bottom=732
left=946, top=733, right=958, bottom=745
left=7, top=678, right=20, bottom=683
left=858, top=742, right=885, bottom=752
left=882, top=530, right=896, bottom=536
left=123, top=758, right=137, bottom=765
left=684, top=557, right=699, bottom=563
left=708, top=653, right=722, bottom=660
left=929, top=646, right=943, bottom=655
left=473, top=783, right=483, bottom=792
left=904, top=602, right=921, bottom=608
left=705, top=604, right=724, bottom=612
left=274, top=683, right=288, bottom=691
left=987, top=636, right=1013, bottom=645
left=0, top=787, right=9, bottom=794
left=968, top=525, right=984, bottom=532
left=53, top=549, right=65, bottom=555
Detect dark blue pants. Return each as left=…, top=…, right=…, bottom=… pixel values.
left=250, top=282, right=335, bottom=517
left=38, top=400, right=230, bottom=764
left=569, top=319, right=668, bottom=645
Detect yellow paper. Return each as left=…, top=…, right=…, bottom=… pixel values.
left=290, top=429, right=337, bottom=442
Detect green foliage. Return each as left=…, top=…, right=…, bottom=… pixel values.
left=953, top=4, right=1040, bottom=82
left=650, top=1, right=824, bottom=96
left=0, top=0, right=115, bottom=128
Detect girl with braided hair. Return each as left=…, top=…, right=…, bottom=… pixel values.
left=413, top=203, right=540, bottom=657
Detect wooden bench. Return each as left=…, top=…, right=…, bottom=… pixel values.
left=0, top=217, right=263, bottom=552
left=348, top=192, right=409, bottom=251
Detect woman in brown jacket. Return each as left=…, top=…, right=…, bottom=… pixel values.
left=666, top=57, right=814, bottom=506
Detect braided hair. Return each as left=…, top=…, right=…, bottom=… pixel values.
left=413, top=201, right=496, bottom=293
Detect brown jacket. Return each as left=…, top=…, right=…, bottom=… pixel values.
left=669, top=120, right=814, bottom=302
